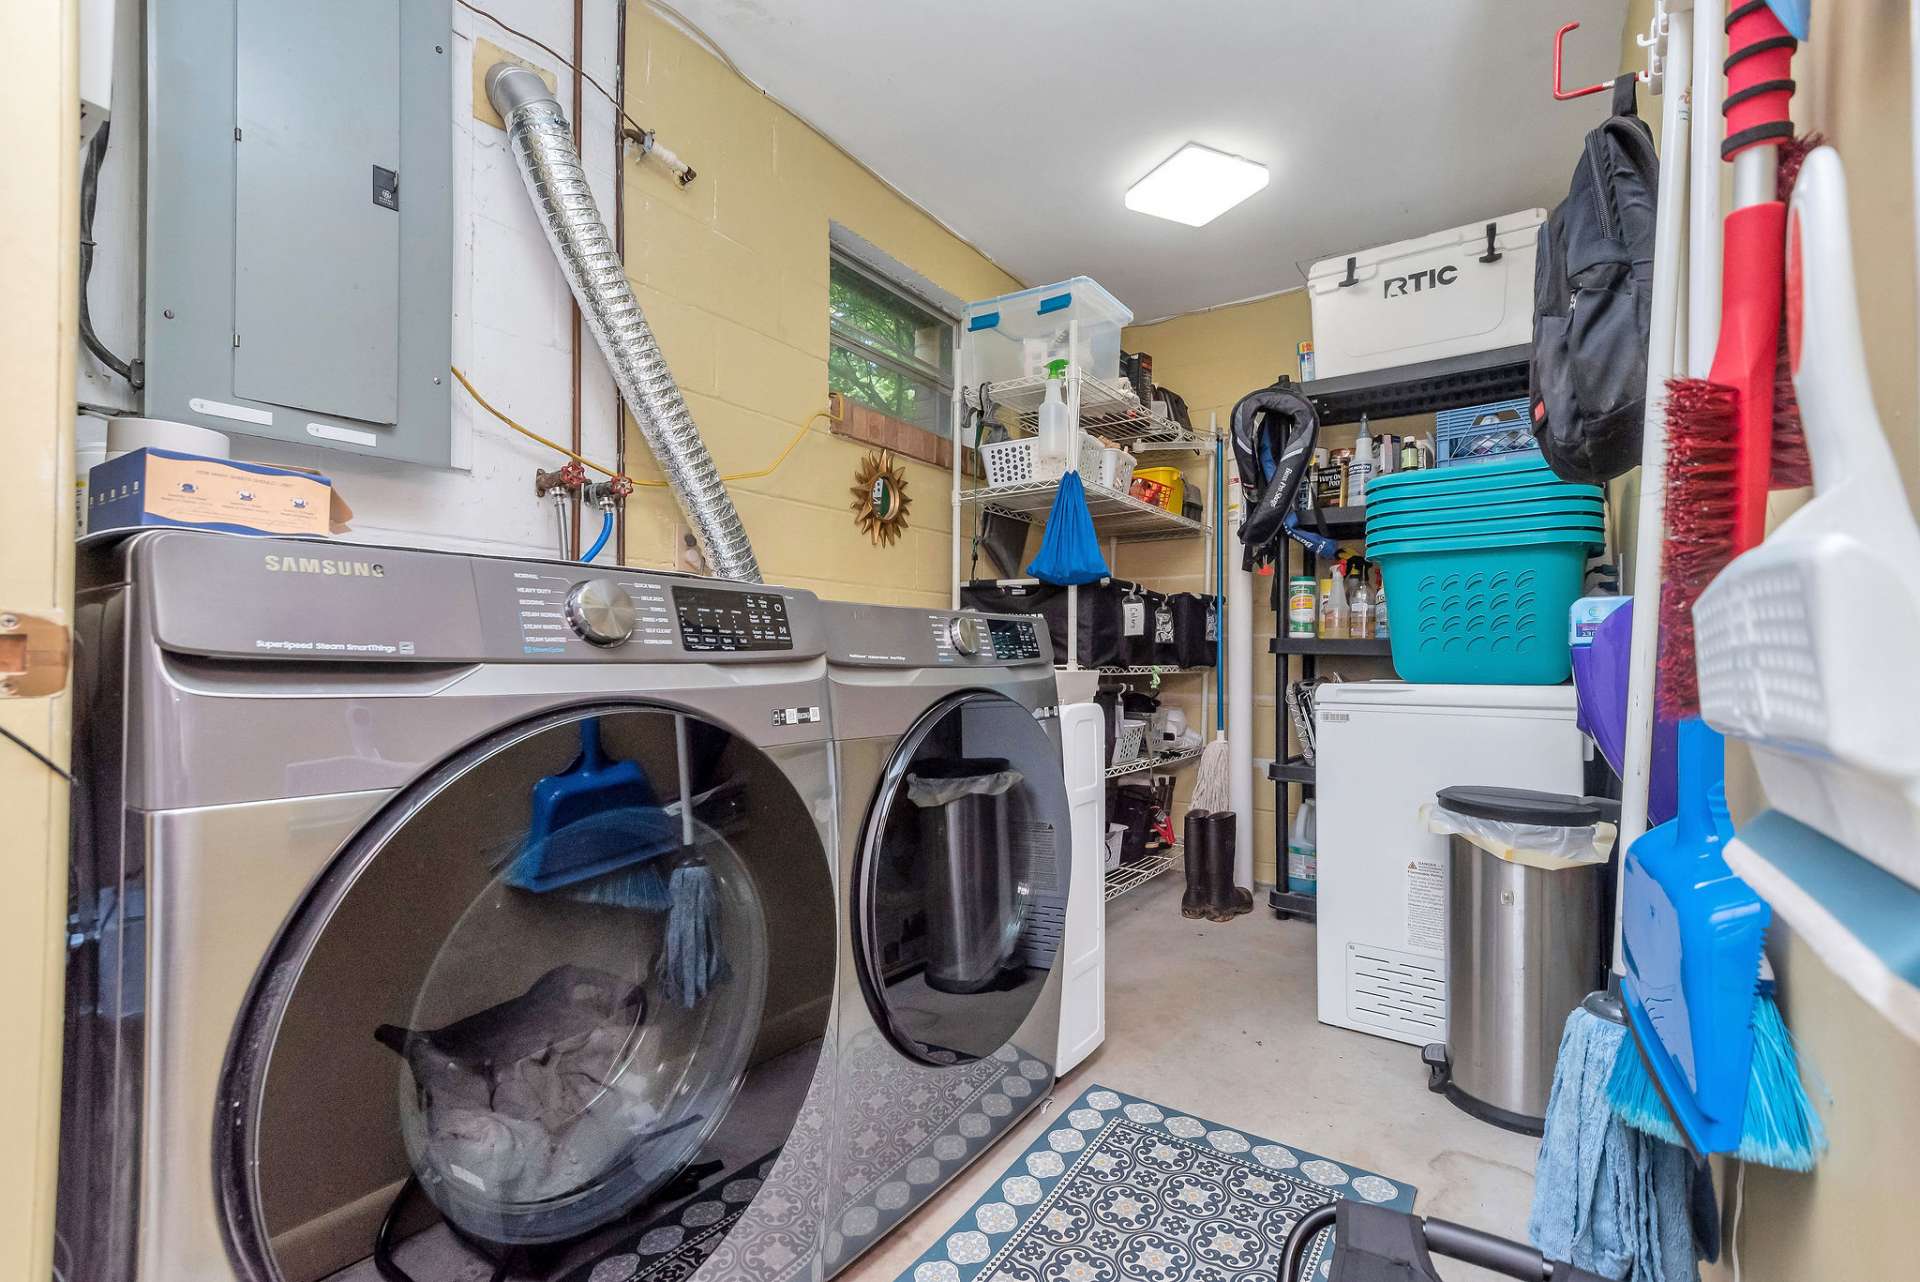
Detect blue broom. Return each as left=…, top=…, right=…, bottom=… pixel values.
left=1608, top=718, right=1826, bottom=1171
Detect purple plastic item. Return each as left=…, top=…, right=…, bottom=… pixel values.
left=1571, top=600, right=1676, bottom=826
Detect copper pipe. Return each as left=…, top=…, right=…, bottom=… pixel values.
left=568, top=0, right=586, bottom=559
left=613, top=0, right=629, bottom=564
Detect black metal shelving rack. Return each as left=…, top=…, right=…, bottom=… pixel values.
left=1265, top=344, right=1532, bottom=923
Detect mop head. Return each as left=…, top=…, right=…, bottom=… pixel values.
left=1530, top=1005, right=1698, bottom=1282
left=658, top=863, right=727, bottom=1009
left=1190, top=734, right=1234, bottom=813
left=1608, top=990, right=1827, bottom=1172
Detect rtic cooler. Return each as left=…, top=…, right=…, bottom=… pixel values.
left=1307, top=210, right=1544, bottom=380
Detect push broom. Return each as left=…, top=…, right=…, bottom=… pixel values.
left=1607, top=0, right=1823, bottom=1171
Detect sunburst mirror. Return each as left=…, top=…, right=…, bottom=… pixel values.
left=850, top=450, right=911, bottom=547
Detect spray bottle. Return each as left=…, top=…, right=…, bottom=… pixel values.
left=1037, top=358, right=1073, bottom=474
left=1351, top=415, right=1375, bottom=506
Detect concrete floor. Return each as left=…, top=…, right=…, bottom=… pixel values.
left=839, top=875, right=1543, bottom=1281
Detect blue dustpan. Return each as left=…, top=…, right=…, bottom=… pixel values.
left=507, top=717, right=673, bottom=893
left=1620, top=718, right=1772, bottom=1155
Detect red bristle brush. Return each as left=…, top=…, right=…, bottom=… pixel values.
left=1770, top=133, right=1823, bottom=489
left=1658, top=0, right=1801, bottom=718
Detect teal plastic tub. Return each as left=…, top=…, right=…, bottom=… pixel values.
left=1373, top=533, right=1600, bottom=684
left=1367, top=520, right=1605, bottom=555
left=1365, top=456, right=1602, bottom=506
left=1363, top=484, right=1605, bottom=519
left=1367, top=502, right=1604, bottom=538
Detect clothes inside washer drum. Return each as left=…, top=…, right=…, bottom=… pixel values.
left=375, top=964, right=661, bottom=1207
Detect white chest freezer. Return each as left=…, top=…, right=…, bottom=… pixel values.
left=1314, top=682, right=1586, bottom=1046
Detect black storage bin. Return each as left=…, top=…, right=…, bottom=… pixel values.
left=1150, top=594, right=1182, bottom=667
left=1118, top=584, right=1165, bottom=667
left=1109, top=782, right=1158, bottom=864
left=960, top=579, right=1125, bottom=668
left=1168, top=592, right=1219, bottom=668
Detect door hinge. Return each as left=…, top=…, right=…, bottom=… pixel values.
left=233, top=333, right=242, bottom=348
left=0, top=610, right=71, bottom=698
left=234, top=126, right=243, bottom=141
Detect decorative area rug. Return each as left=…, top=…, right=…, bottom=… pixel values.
left=565, top=1151, right=777, bottom=1282
left=892, top=1083, right=1417, bottom=1282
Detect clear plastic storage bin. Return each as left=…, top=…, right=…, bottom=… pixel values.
left=963, top=276, right=1133, bottom=388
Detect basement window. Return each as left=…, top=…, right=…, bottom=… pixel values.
left=829, top=252, right=955, bottom=442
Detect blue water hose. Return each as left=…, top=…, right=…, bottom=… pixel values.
left=582, top=508, right=614, bottom=562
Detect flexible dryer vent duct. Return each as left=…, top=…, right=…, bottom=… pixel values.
left=486, top=63, right=760, bottom=582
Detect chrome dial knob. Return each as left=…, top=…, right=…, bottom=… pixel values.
left=947, top=615, right=986, bottom=656
left=565, top=578, right=636, bottom=647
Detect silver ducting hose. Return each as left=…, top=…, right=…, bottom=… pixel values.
left=486, top=63, right=760, bottom=583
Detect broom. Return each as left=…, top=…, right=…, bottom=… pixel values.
left=1606, top=1, right=1821, bottom=1170
left=1191, top=433, right=1233, bottom=814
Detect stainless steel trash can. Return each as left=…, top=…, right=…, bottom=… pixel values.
left=907, top=758, right=1021, bottom=994
left=1419, top=787, right=1613, bottom=1135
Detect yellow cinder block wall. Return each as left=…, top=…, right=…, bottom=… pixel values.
left=1120, top=294, right=1308, bottom=884
left=616, top=11, right=1017, bottom=605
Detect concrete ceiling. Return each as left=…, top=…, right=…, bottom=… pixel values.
left=667, top=0, right=1632, bottom=321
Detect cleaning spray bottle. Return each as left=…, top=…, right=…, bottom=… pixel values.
left=1037, top=358, right=1073, bottom=474
left=1351, top=415, right=1375, bottom=506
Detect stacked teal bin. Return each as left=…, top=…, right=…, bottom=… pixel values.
left=1367, top=456, right=1604, bottom=684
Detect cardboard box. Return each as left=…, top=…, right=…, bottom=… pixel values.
left=87, top=448, right=348, bottom=537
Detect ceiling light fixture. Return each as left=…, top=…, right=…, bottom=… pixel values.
left=1124, top=143, right=1269, bottom=227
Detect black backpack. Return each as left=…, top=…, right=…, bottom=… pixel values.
left=1529, top=74, right=1659, bottom=485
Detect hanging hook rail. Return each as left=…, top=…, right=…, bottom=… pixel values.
left=1551, top=21, right=1612, bottom=100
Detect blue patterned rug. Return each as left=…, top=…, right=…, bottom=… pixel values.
left=892, top=1083, right=1417, bottom=1282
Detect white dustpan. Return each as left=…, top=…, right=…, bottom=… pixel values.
left=1694, top=145, right=1920, bottom=889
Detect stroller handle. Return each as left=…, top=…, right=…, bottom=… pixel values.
left=1282, top=1204, right=1601, bottom=1282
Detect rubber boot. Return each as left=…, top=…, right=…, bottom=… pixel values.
left=1181, top=809, right=1211, bottom=919
left=1205, top=811, right=1254, bottom=921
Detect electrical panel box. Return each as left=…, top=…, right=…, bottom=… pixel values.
left=145, top=0, right=453, bottom=466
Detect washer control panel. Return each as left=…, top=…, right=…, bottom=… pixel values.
left=675, top=585, right=794, bottom=652
left=985, top=618, right=1043, bottom=661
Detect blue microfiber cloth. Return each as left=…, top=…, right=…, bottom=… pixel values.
left=1530, top=1007, right=1698, bottom=1282
left=1026, top=472, right=1110, bottom=585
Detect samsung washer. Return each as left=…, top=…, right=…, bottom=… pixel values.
left=817, top=603, right=1070, bottom=1272
left=57, top=531, right=843, bottom=1282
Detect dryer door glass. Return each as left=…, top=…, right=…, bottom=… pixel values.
left=856, top=692, right=1069, bottom=1065
left=219, top=706, right=836, bottom=1277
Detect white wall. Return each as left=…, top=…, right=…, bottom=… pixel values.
left=81, top=0, right=625, bottom=560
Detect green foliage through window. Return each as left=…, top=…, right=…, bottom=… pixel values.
left=829, top=255, right=953, bottom=437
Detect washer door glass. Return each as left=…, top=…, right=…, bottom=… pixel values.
left=221, top=705, right=835, bottom=1278
left=856, top=692, right=1068, bottom=1066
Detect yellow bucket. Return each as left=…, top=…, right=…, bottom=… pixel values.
left=1131, top=465, right=1185, bottom=513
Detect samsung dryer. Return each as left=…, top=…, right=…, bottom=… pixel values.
left=817, top=603, right=1070, bottom=1272
left=57, top=531, right=843, bottom=1282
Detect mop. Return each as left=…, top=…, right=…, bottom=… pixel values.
left=1605, top=3, right=1822, bottom=1171
left=500, top=716, right=726, bottom=1008
left=1190, top=433, right=1233, bottom=814
left=1532, top=6, right=1701, bottom=1272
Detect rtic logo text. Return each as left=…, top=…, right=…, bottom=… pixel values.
left=1383, top=264, right=1459, bottom=298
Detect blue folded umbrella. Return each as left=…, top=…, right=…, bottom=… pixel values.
left=1026, top=472, right=1110, bottom=585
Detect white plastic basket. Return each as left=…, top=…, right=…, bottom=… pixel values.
left=980, top=432, right=1104, bottom=490
left=1113, top=717, right=1146, bottom=764
left=1099, top=447, right=1136, bottom=493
